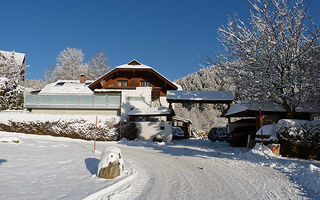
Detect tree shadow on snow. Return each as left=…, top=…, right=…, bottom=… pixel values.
left=0, top=159, right=7, bottom=166
left=119, top=139, right=319, bottom=199
left=84, top=158, right=99, bottom=175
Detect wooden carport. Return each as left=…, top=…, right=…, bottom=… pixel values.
left=221, top=101, right=318, bottom=130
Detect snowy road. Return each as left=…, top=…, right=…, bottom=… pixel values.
left=0, top=132, right=319, bottom=200
left=110, top=141, right=305, bottom=200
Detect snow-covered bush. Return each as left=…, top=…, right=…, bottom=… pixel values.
left=0, top=112, right=120, bottom=141
left=276, top=119, right=320, bottom=160
left=0, top=78, right=24, bottom=110
left=98, top=146, right=124, bottom=179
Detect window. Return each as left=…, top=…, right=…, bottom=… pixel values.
left=56, top=82, right=65, bottom=86
left=118, top=80, right=128, bottom=87
left=140, top=81, right=150, bottom=87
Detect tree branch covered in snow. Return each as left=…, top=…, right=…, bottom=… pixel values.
left=55, top=47, right=86, bottom=81
left=45, top=48, right=111, bottom=82
left=207, top=0, right=320, bottom=113
left=86, top=52, right=110, bottom=80
left=0, top=52, right=25, bottom=110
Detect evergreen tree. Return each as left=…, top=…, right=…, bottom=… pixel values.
left=0, top=52, right=25, bottom=110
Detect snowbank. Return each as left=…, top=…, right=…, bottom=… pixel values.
left=242, top=145, right=320, bottom=198
left=0, top=111, right=120, bottom=141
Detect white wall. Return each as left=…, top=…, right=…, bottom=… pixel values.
left=160, top=96, right=170, bottom=107
left=121, top=87, right=152, bottom=116
left=135, top=121, right=172, bottom=143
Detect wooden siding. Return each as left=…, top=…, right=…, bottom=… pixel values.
left=91, top=69, right=177, bottom=98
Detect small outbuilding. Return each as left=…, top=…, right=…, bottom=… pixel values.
left=127, top=107, right=175, bottom=142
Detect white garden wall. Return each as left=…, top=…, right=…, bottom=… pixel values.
left=135, top=121, right=172, bottom=143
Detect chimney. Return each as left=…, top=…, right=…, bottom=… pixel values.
left=80, top=74, right=87, bottom=83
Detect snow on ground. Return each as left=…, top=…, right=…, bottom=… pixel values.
left=0, top=132, right=319, bottom=200
left=241, top=145, right=320, bottom=198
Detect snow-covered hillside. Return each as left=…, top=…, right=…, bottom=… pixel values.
left=174, top=67, right=233, bottom=131
left=0, top=132, right=319, bottom=200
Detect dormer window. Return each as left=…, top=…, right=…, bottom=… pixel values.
left=118, top=80, right=128, bottom=87
left=140, top=81, right=150, bottom=87
left=56, top=82, right=65, bottom=86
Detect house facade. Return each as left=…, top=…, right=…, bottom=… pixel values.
left=89, top=59, right=179, bottom=115
left=25, top=60, right=180, bottom=116
left=0, top=50, right=26, bottom=81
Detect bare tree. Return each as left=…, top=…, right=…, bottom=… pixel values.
left=55, top=47, right=86, bottom=80
left=46, top=49, right=110, bottom=82
left=44, top=66, right=57, bottom=83
left=86, top=52, right=110, bottom=80
left=207, top=0, right=320, bottom=113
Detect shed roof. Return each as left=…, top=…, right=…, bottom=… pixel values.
left=166, top=90, right=234, bottom=103
left=222, top=101, right=320, bottom=117
left=127, top=107, right=173, bottom=116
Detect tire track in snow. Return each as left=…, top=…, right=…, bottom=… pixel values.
left=91, top=143, right=307, bottom=200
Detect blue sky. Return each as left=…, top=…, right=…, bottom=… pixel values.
left=1, top=0, right=320, bottom=81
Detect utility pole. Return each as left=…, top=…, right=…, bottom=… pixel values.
left=94, top=116, right=97, bottom=152
left=259, top=109, right=264, bottom=147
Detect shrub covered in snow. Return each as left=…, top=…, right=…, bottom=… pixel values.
left=0, top=78, right=24, bottom=110
left=0, top=112, right=120, bottom=141
left=276, top=119, right=320, bottom=160
left=98, top=146, right=124, bottom=179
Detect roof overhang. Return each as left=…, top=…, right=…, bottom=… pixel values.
left=88, top=61, right=178, bottom=90
left=222, top=101, right=320, bottom=118
left=127, top=107, right=174, bottom=116
left=166, top=90, right=234, bottom=104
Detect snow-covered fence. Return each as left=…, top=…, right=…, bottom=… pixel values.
left=276, top=119, right=320, bottom=160
left=0, top=112, right=120, bottom=141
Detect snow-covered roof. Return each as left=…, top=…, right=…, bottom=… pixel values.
left=89, top=59, right=178, bottom=90
left=115, top=59, right=152, bottom=69
left=224, top=101, right=320, bottom=117
left=166, top=90, right=234, bottom=102
left=172, top=82, right=183, bottom=91
left=0, top=50, right=25, bottom=65
left=127, top=107, right=173, bottom=116
left=116, top=59, right=175, bottom=87
left=39, top=80, right=94, bottom=95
